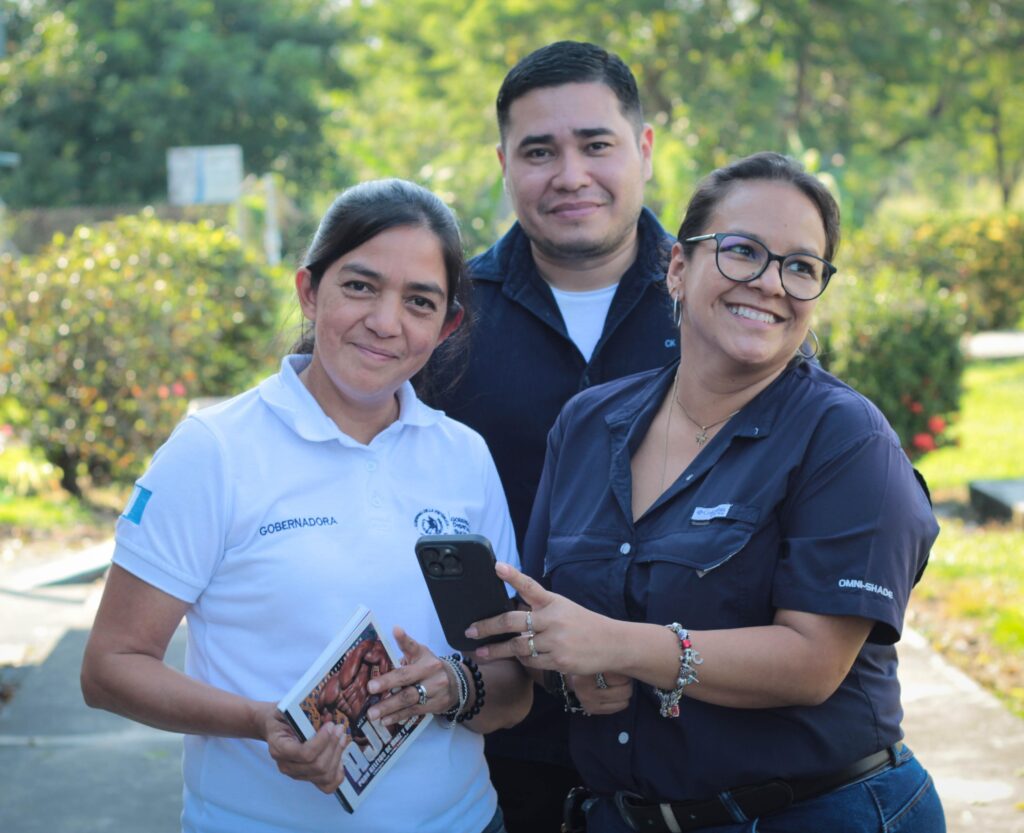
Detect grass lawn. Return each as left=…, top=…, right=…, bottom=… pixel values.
left=910, top=357, right=1024, bottom=717
left=916, top=358, right=1024, bottom=495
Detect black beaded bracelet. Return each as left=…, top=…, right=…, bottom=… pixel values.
left=456, top=655, right=486, bottom=723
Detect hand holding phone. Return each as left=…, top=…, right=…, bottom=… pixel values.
left=415, top=534, right=519, bottom=652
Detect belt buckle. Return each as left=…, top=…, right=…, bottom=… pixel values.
left=613, top=791, right=649, bottom=832
left=561, top=786, right=592, bottom=833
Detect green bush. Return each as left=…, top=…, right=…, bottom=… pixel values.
left=0, top=211, right=283, bottom=494
left=845, top=210, right=1024, bottom=332
left=819, top=266, right=967, bottom=461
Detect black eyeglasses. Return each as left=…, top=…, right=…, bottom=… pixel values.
left=684, top=232, right=836, bottom=301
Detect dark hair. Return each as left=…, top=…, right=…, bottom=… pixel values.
left=291, top=179, right=472, bottom=396
left=676, top=152, right=841, bottom=262
left=496, top=41, right=644, bottom=142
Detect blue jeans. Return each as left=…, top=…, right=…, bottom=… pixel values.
left=587, top=746, right=945, bottom=832
left=481, top=804, right=507, bottom=833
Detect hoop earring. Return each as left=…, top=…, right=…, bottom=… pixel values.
left=798, top=328, right=820, bottom=360
left=672, top=295, right=681, bottom=327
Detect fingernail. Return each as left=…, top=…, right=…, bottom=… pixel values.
left=367, top=708, right=379, bottom=720
left=475, top=646, right=489, bottom=659
left=367, top=681, right=379, bottom=694
left=465, top=626, right=478, bottom=638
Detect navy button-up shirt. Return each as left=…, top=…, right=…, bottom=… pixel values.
left=523, top=359, right=937, bottom=801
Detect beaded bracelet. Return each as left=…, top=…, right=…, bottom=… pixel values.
left=653, top=623, right=703, bottom=718
left=438, top=654, right=469, bottom=729
left=456, top=656, right=485, bottom=723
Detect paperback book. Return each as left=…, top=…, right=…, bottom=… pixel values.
left=277, top=605, right=432, bottom=813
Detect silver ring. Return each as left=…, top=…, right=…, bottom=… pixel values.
left=595, top=673, right=609, bottom=690
left=414, top=683, right=428, bottom=705
left=525, top=610, right=533, bottom=633
left=528, top=635, right=538, bottom=658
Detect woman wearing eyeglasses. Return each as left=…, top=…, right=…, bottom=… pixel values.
left=470, top=152, right=945, bottom=832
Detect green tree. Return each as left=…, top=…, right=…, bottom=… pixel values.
left=0, top=0, right=350, bottom=207
left=330, top=0, right=1023, bottom=239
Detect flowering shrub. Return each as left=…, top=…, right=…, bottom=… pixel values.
left=818, top=265, right=966, bottom=461
left=845, top=210, right=1024, bottom=332
left=0, top=212, right=283, bottom=494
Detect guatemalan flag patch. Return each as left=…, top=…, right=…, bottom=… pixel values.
left=122, top=485, right=153, bottom=525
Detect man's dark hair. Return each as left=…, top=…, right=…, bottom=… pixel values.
left=496, top=41, right=644, bottom=142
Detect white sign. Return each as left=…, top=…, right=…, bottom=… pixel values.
left=167, top=145, right=243, bottom=205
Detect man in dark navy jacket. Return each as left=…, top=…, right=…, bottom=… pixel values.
left=429, top=41, right=680, bottom=832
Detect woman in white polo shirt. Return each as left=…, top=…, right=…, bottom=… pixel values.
left=80, top=179, right=531, bottom=833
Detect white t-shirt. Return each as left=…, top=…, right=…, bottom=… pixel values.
left=114, top=355, right=519, bottom=833
left=549, top=282, right=619, bottom=362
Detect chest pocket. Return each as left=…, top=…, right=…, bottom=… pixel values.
left=544, top=531, right=633, bottom=619
left=630, top=503, right=763, bottom=627
left=637, top=503, right=760, bottom=576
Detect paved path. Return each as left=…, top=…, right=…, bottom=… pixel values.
left=0, top=546, right=1022, bottom=832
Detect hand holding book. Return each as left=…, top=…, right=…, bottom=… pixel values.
left=366, top=626, right=462, bottom=727
left=262, top=702, right=349, bottom=795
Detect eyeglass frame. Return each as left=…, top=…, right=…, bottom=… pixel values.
left=683, top=232, right=837, bottom=300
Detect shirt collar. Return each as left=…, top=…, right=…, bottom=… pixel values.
left=258, top=355, right=443, bottom=444
left=603, top=358, right=799, bottom=458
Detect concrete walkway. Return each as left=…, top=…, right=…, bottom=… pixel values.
left=0, top=545, right=1022, bottom=832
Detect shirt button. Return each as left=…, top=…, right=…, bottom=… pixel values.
left=366, top=461, right=378, bottom=471
left=371, top=495, right=382, bottom=508
left=618, top=732, right=630, bottom=745
left=619, top=543, right=631, bottom=555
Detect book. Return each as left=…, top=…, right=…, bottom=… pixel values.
left=276, top=605, right=432, bottom=813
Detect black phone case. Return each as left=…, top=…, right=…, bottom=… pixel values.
left=415, top=534, right=517, bottom=652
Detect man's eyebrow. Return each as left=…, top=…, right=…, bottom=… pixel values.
left=574, top=127, right=615, bottom=139
left=516, top=126, right=615, bottom=150
left=517, top=133, right=555, bottom=149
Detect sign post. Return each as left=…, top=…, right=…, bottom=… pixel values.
left=166, top=145, right=243, bottom=206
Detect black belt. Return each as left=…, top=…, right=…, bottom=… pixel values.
left=616, top=744, right=904, bottom=832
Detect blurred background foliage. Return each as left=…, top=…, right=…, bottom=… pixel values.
left=0, top=213, right=283, bottom=494
left=0, top=0, right=1022, bottom=491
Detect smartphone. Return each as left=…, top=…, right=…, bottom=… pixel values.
left=415, top=534, right=518, bottom=652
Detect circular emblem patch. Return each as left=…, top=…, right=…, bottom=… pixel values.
left=414, top=509, right=450, bottom=535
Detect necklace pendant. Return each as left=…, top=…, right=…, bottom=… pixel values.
left=695, top=430, right=708, bottom=447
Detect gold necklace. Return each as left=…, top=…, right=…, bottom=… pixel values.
left=674, top=382, right=740, bottom=448
left=660, top=371, right=681, bottom=491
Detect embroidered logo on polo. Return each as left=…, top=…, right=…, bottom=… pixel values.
left=259, top=516, right=339, bottom=536
left=837, top=578, right=894, bottom=600
left=414, top=509, right=470, bottom=535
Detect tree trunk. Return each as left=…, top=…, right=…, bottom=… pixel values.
left=51, top=448, right=81, bottom=497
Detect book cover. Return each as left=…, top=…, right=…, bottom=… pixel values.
left=277, top=605, right=432, bottom=813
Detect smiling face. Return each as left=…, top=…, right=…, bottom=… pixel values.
left=498, top=82, right=653, bottom=265
left=296, top=224, right=459, bottom=428
left=667, top=180, right=826, bottom=376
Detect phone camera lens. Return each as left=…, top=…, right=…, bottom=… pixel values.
left=427, top=561, right=444, bottom=577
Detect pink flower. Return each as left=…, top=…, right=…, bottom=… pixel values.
left=157, top=385, right=170, bottom=399
left=171, top=382, right=187, bottom=397
left=927, top=415, right=946, bottom=434
left=909, top=401, right=923, bottom=414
